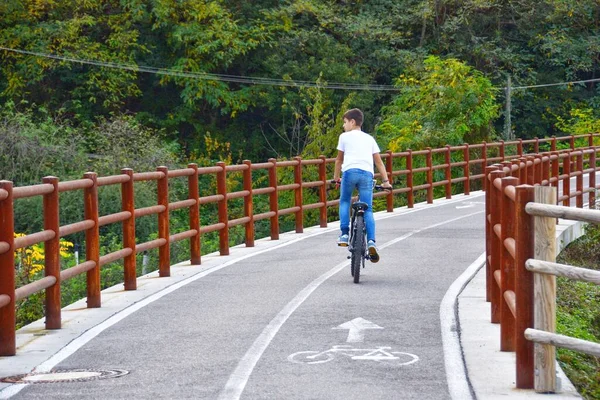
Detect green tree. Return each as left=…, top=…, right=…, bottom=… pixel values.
left=377, top=56, right=500, bottom=151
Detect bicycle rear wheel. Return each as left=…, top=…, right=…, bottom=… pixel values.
left=351, top=215, right=365, bottom=284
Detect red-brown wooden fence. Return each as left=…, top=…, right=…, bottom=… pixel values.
left=485, top=140, right=600, bottom=390
left=0, top=133, right=598, bottom=358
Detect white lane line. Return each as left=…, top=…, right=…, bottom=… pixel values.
left=218, top=209, right=484, bottom=400
left=0, top=193, right=484, bottom=399
left=440, top=252, right=485, bottom=400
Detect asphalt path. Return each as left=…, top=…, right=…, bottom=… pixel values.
left=10, top=194, right=488, bottom=399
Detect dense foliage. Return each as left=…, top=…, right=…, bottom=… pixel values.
left=2, top=0, right=600, bottom=164
left=556, top=223, right=600, bottom=400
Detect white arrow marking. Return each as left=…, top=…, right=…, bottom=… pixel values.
left=333, top=318, right=384, bottom=343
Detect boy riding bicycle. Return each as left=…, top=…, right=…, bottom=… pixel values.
left=332, top=108, right=393, bottom=263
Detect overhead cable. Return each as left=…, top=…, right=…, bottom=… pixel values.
left=1, top=45, right=598, bottom=92
left=0, top=46, right=400, bottom=91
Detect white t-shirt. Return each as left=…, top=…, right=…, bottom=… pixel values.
left=336, top=129, right=381, bottom=174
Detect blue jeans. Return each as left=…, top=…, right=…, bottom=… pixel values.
left=339, top=169, right=375, bottom=242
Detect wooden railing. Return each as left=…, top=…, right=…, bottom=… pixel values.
left=0, top=133, right=598, bottom=357
left=485, top=145, right=600, bottom=391
left=524, top=186, right=600, bottom=392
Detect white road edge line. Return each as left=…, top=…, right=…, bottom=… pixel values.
left=218, top=209, right=484, bottom=400
left=440, top=252, right=486, bottom=400
left=0, top=192, right=484, bottom=400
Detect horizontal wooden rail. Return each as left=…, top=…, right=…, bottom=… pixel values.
left=254, top=211, right=276, bottom=221
left=135, top=205, right=166, bottom=218
left=132, top=171, right=165, bottom=181
left=14, top=230, right=55, bottom=250
left=15, top=276, right=57, bottom=301
left=526, top=259, right=600, bottom=284
left=97, top=175, right=130, bottom=186
left=58, top=179, right=93, bottom=192
left=99, top=248, right=133, bottom=267
left=525, top=203, right=600, bottom=223
left=59, top=220, right=95, bottom=237
left=0, top=294, right=10, bottom=309
left=199, top=223, right=226, bottom=234
left=199, top=194, right=224, bottom=205
left=13, top=184, right=54, bottom=199
left=524, top=329, right=600, bottom=357
left=136, top=238, right=167, bottom=253
left=167, top=168, right=194, bottom=178
left=169, top=199, right=197, bottom=211
left=0, top=242, right=9, bottom=255
left=60, top=261, right=97, bottom=281
left=98, top=211, right=131, bottom=227
left=253, top=187, right=275, bottom=195
left=170, top=230, right=198, bottom=243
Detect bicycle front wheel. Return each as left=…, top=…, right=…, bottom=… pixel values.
left=351, top=215, right=365, bottom=284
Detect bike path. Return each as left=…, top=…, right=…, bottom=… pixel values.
left=0, top=191, right=584, bottom=399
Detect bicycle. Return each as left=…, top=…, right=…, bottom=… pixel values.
left=331, top=179, right=390, bottom=284
left=287, top=345, right=419, bottom=365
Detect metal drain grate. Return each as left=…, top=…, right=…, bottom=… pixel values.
left=0, top=369, right=129, bottom=384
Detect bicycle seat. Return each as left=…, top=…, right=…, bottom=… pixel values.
left=352, top=201, right=369, bottom=211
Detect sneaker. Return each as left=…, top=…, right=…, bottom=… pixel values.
left=337, top=234, right=349, bottom=247
left=368, top=240, right=380, bottom=263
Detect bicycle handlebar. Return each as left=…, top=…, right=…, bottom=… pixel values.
left=329, top=180, right=392, bottom=192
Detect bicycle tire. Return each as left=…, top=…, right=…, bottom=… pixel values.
left=352, top=215, right=365, bottom=283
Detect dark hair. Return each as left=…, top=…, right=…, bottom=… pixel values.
left=343, top=108, right=364, bottom=127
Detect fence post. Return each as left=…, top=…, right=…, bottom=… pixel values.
left=526, top=156, right=535, bottom=185
left=534, top=137, right=539, bottom=154
left=426, top=147, right=433, bottom=203
left=485, top=166, right=499, bottom=303
left=463, top=144, right=470, bottom=195
left=43, top=176, right=61, bottom=329
left=569, top=135, right=575, bottom=150
left=589, top=149, right=596, bottom=209
left=188, top=163, right=201, bottom=264
left=551, top=136, right=557, bottom=152
left=551, top=152, right=560, bottom=190
left=0, top=181, right=15, bottom=356
left=500, top=140, right=505, bottom=161
left=518, top=139, right=523, bottom=157
left=518, top=157, right=527, bottom=185
left=293, top=156, right=304, bottom=233
left=489, top=169, right=505, bottom=323
left=533, top=185, right=557, bottom=393
left=515, top=184, right=535, bottom=389
left=122, top=169, right=136, bottom=289
left=562, top=153, right=571, bottom=206
left=534, top=155, right=543, bottom=184
left=500, top=176, right=518, bottom=351
left=445, top=145, right=452, bottom=199
left=84, top=172, right=101, bottom=308
left=589, top=133, right=594, bottom=147
left=268, top=158, right=279, bottom=240
left=216, top=162, right=229, bottom=255
left=407, top=150, right=414, bottom=208
left=541, top=154, right=550, bottom=186
left=482, top=141, right=488, bottom=187
left=157, top=166, right=171, bottom=275
left=385, top=151, right=394, bottom=211
left=243, top=160, right=255, bottom=247
left=318, top=156, right=328, bottom=227
left=576, top=152, right=583, bottom=208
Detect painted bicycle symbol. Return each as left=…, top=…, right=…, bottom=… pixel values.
left=287, top=345, right=419, bottom=365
